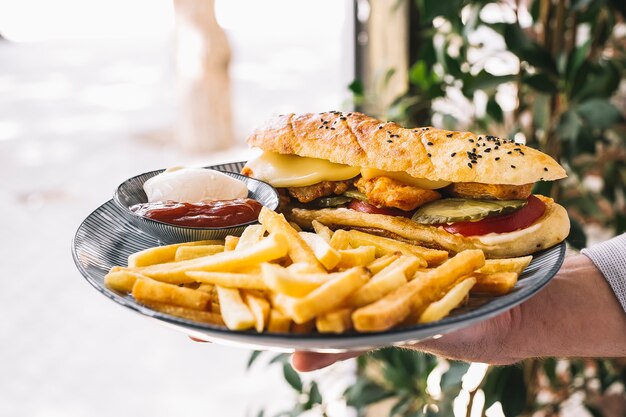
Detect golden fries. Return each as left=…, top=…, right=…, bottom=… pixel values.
left=174, top=245, right=224, bottom=261
left=128, top=240, right=223, bottom=267
left=132, top=278, right=212, bottom=310
left=109, top=206, right=527, bottom=336
left=471, top=271, right=518, bottom=295
left=258, top=207, right=324, bottom=271
left=419, top=277, right=477, bottom=323
left=352, top=250, right=485, bottom=332
left=216, top=286, right=255, bottom=330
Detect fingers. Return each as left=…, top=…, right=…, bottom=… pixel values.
left=188, top=336, right=211, bottom=343
left=291, top=351, right=361, bottom=372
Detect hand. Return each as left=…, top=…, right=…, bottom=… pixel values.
left=293, top=255, right=626, bottom=372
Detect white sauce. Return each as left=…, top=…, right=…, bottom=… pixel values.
left=143, top=167, right=248, bottom=203
left=475, top=223, right=541, bottom=245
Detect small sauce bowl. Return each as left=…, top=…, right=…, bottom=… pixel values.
left=113, top=167, right=279, bottom=243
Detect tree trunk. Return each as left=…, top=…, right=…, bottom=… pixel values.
left=173, top=0, right=234, bottom=152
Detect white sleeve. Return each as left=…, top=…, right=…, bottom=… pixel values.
left=581, top=233, right=626, bottom=314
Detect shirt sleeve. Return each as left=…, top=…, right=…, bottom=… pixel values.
left=581, top=233, right=626, bottom=314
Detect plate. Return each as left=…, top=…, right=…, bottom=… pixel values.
left=72, top=161, right=566, bottom=352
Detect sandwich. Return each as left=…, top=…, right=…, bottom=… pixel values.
left=241, top=111, right=570, bottom=258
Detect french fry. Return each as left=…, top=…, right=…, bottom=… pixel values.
left=419, top=277, right=477, bottom=323
left=104, top=270, right=146, bottom=293
left=352, top=249, right=485, bottom=332
left=243, top=291, right=270, bottom=332
left=142, top=301, right=225, bottom=326
left=299, top=231, right=341, bottom=270
left=337, top=246, right=377, bottom=269
left=269, top=292, right=298, bottom=319
left=329, top=229, right=351, bottom=250
left=137, top=233, right=289, bottom=283
left=344, top=230, right=444, bottom=266
left=312, top=220, right=333, bottom=242
left=287, top=262, right=323, bottom=274
left=186, top=271, right=268, bottom=290
left=290, top=267, right=369, bottom=324
left=262, top=263, right=330, bottom=297
left=132, top=278, right=211, bottom=310
left=267, top=309, right=291, bottom=332
left=289, top=221, right=302, bottom=232
left=258, top=207, right=325, bottom=271
left=216, top=286, right=255, bottom=330
left=316, top=308, right=353, bottom=333
left=476, top=256, right=532, bottom=275
left=128, top=240, right=223, bottom=267
left=471, top=272, right=518, bottom=295
left=366, top=253, right=401, bottom=275
left=174, top=245, right=224, bottom=261
left=224, top=235, right=240, bottom=251
left=235, top=224, right=266, bottom=250
left=349, top=256, right=422, bottom=308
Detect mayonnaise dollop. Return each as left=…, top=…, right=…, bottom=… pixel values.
left=143, top=167, right=248, bottom=203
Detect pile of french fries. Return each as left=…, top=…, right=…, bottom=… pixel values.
left=105, top=207, right=532, bottom=334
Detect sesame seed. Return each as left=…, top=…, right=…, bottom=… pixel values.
left=422, top=127, right=430, bottom=131
left=331, top=127, right=335, bottom=130
left=469, top=139, right=474, bottom=143
left=472, top=160, right=478, bottom=164
left=427, top=141, right=433, bottom=146
left=427, top=153, right=432, bottom=157
left=468, top=163, right=472, bottom=168
left=495, top=157, right=500, bottom=161
left=446, top=133, right=453, bottom=138
left=451, top=152, right=456, bottom=157
left=378, top=126, right=383, bottom=130
left=387, top=139, right=393, bottom=143
left=484, top=148, right=491, bottom=152
left=511, top=165, right=516, bottom=168
left=507, top=151, right=512, bottom=154
left=544, top=167, right=548, bottom=171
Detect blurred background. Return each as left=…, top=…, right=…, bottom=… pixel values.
left=1, top=0, right=625, bottom=416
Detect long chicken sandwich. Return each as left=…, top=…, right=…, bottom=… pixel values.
left=242, top=111, right=570, bottom=258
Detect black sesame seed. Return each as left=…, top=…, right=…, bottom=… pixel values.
left=451, top=152, right=456, bottom=157
left=484, top=148, right=491, bottom=153
left=378, top=126, right=383, bottom=130
left=331, top=127, right=335, bottom=130
left=427, top=142, right=433, bottom=146
left=422, top=127, right=430, bottom=131
left=468, top=163, right=473, bottom=168
left=340, top=117, right=347, bottom=121
left=494, top=146, right=499, bottom=150
left=387, top=139, right=393, bottom=143
left=519, top=151, right=525, bottom=155
left=511, top=165, right=516, bottom=168
left=544, top=167, right=548, bottom=171
left=446, top=134, right=453, bottom=138
left=471, top=160, right=478, bottom=164
left=495, top=157, right=500, bottom=161
left=469, top=139, right=474, bottom=143
left=477, top=155, right=482, bottom=158
left=507, top=151, right=512, bottom=154
left=427, top=153, right=432, bottom=157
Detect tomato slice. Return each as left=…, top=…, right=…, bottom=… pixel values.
left=442, top=195, right=546, bottom=236
left=348, top=199, right=414, bottom=218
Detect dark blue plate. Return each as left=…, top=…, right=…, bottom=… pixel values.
left=72, top=162, right=565, bottom=352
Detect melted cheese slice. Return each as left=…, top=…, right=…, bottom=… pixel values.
left=360, top=168, right=450, bottom=190
left=244, top=151, right=361, bottom=187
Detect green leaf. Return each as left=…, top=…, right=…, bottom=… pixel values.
left=440, top=361, right=471, bottom=390
left=503, top=23, right=557, bottom=74
left=247, top=350, right=263, bottom=370
left=577, top=99, right=623, bottom=130
left=389, top=396, right=412, bottom=417
left=308, top=382, right=322, bottom=406
left=348, top=79, right=364, bottom=96
left=482, top=366, right=527, bottom=417
left=462, top=71, right=515, bottom=96
left=282, top=363, right=303, bottom=392
left=522, top=73, right=558, bottom=93
left=557, top=110, right=583, bottom=142
left=567, top=216, right=587, bottom=250
left=345, top=379, right=394, bottom=408
left=269, top=353, right=290, bottom=365
left=486, top=97, right=504, bottom=123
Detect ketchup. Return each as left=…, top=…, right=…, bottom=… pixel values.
left=130, top=198, right=263, bottom=227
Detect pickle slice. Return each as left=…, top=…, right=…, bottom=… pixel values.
left=411, top=198, right=527, bottom=224
left=344, top=189, right=369, bottom=201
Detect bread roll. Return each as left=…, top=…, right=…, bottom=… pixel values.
left=247, top=111, right=566, bottom=186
